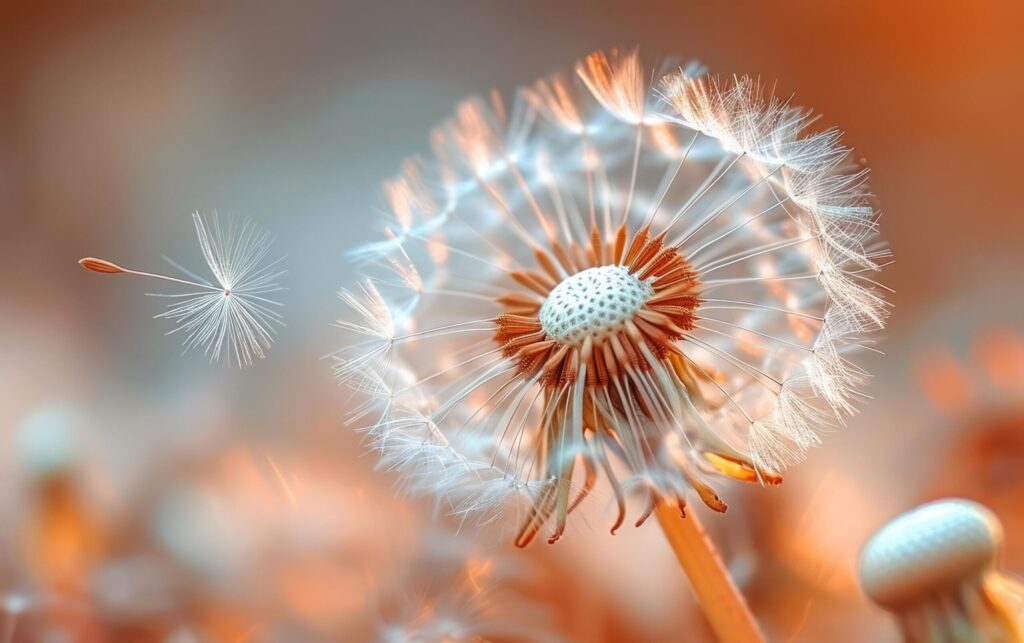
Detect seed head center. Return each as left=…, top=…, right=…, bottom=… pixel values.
left=539, top=265, right=653, bottom=347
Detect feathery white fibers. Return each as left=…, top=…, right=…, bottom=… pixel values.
left=153, top=213, right=286, bottom=367
left=335, top=49, right=889, bottom=541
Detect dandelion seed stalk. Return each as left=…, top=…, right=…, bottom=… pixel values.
left=654, top=499, right=764, bottom=642
left=80, top=257, right=223, bottom=291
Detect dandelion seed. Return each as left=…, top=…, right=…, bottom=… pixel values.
left=81, top=212, right=285, bottom=367
left=335, top=48, right=888, bottom=548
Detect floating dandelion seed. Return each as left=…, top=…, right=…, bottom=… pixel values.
left=81, top=213, right=286, bottom=367
left=335, top=49, right=888, bottom=548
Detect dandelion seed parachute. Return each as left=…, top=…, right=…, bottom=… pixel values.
left=335, top=49, right=888, bottom=545
left=81, top=213, right=286, bottom=367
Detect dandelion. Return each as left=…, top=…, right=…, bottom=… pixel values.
left=859, top=499, right=1024, bottom=642
left=336, top=49, right=887, bottom=639
left=80, top=213, right=286, bottom=367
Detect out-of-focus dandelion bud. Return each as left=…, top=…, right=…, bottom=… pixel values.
left=17, top=404, right=104, bottom=593
left=17, top=405, right=78, bottom=479
left=14, top=404, right=104, bottom=640
left=859, top=498, right=1024, bottom=642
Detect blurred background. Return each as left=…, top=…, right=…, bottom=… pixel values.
left=3, top=1, right=1024, bottom=640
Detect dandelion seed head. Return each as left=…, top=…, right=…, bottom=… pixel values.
left=337, top=49, right=888, bottom=545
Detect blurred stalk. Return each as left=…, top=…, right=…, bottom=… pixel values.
left=654, top=498, right=764, bottom=643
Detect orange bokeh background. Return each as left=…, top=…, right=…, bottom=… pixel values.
left=2, top=2, right=1023, bottom=641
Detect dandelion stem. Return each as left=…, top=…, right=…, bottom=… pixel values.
left=654, top=499, right=765, bottom=643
